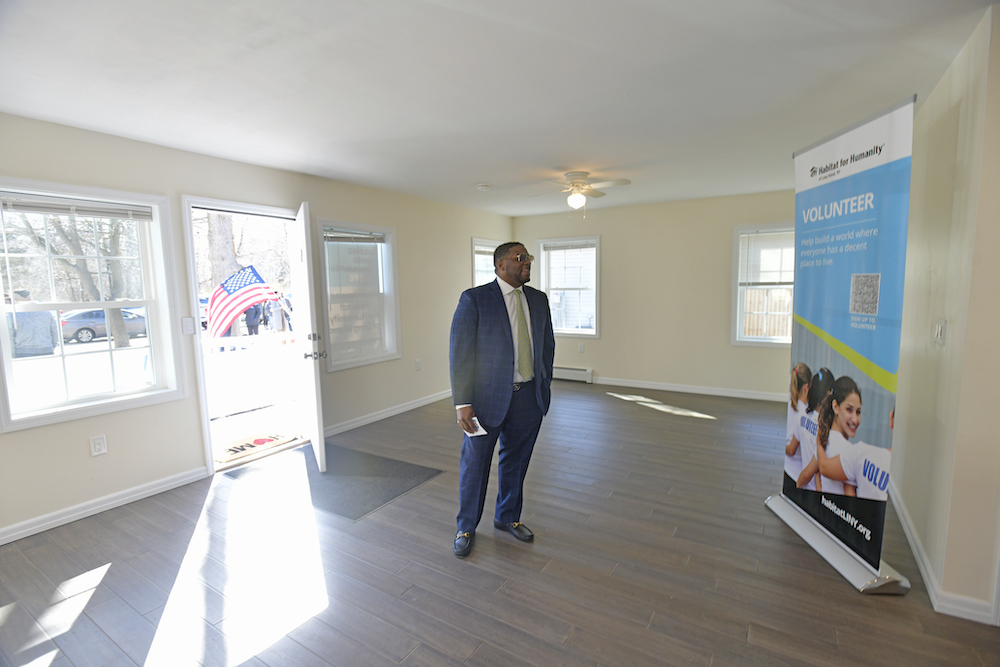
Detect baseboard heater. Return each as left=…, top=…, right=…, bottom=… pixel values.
left=553, top=366, right=593, bottom=383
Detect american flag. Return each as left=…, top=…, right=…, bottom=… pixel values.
left=207, top=266, right=278, bottom=338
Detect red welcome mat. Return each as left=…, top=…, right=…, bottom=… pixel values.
left=215, top=433, right=295, bottom=464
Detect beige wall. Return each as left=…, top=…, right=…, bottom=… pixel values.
left=0, top=112, right=509, bottom=532
left=941, top=4, right=1000, bottom=606
left=897, top=5, right=1000, bottom=613
left=513, top=191, right=794, bottom=399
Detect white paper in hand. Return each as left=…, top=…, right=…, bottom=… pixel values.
left=464, top=417, right=487, bottom=437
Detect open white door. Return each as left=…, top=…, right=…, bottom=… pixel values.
left=287, top=202, right=327, bottom=472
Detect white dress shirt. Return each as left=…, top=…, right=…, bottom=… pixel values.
left=496, top=277, right=534, bottom=382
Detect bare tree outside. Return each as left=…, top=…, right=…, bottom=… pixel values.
left=206, top=212, right=242, bottom=289
left=2, top=212, right=141, bottom=348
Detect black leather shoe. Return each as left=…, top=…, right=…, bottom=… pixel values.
left=494, top=521, right=534, bottom=542
left=453, top=531, right=473, bottom=557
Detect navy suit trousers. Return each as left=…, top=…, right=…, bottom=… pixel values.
left=456, top=382, right=543, bottom=533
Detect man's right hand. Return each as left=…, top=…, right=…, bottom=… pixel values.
left=456, top=405, right=477, bottom=434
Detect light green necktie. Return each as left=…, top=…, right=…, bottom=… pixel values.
left=514, top=289, right=533, bottom=379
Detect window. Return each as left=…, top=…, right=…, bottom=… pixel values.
left=538, top=236, right=599, bottom=337
left=320, top=221, right=401, bottom=371
left=733, top=226, right=794, bottom=345
left=0, top=180, right=180, bottom=429
left=472, top=238, right=502, bottom=286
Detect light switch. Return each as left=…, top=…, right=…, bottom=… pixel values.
left=933, top=319, right=946, bottom=346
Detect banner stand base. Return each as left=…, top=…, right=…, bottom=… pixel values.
left=765, top=494, right=910, bottom=595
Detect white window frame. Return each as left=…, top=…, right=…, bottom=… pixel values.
left=472, top=237, right=503, bottom=287
left=318, top=219, right=402, bottom=372
left=536, top=236, right=600, bottom=338
left=732, top=223, right=794, bottom=347
left=0, top=176, right=185, bottom=432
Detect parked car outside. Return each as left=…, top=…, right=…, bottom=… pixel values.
left=61, top=309, right=147, bottom=343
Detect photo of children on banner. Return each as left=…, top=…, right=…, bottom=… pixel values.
left=794, top=373, right=891, bottom=500
left=786, top=366, right=834, bottom=491
left=805, top=375, right=859, bottom=495
left=817, top=403, right=893, bottom=502
left=784, top=363, right=811, bottom=483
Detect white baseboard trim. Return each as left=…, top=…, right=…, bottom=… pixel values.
left=0, top=467, right=210, bottom=547
left=889, top=479, right=938, bottom=602
left=553, top=366, right=593, bottom=383
left=933, top=590, right=998, bottom=625
left=592, top=376, right=785, bottom=403
left=324, top=389, right=452, bottom=437
left=889, top=479, right=998, bottom=625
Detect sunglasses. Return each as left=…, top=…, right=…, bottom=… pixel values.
left=508, top=253, right=534, bottom=263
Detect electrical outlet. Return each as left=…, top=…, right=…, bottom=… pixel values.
left=90, top=435, right=108, bottom=457
left=578, top=343, right=585, bottom=353
left=415, top=358, right=422, bottom=370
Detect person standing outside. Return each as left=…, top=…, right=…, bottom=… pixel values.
left=244, top=303, right=262, bottom=335
left=6, top=290, right=60, bottom=358
left=449, top=242, right=555, bottom=558
left=267, top=298, right=284, bottom=332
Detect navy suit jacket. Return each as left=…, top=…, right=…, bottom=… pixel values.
left=450, top=279, right=555, bottom=427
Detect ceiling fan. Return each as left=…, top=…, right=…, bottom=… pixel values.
left=545, top=171, right=631, bottom=209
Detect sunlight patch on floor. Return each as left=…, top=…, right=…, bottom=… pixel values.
left=57, top=563, right=111, bottom=598
left=0, top=563, right=108, bottom=667
left=606, top=392, right=717, bottom=420
left=0, top=601, right=58, bottom=666
left=36, top=584, right=101, bottom=641
left=145, top=453, right=327, bottom=666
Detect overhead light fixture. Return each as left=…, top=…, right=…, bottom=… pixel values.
left=567, top=192, right=586, bottom=209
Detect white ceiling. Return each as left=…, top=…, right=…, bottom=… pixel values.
left=0, top=0, right=992, bottom=216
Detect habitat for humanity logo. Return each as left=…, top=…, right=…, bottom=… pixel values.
left=810, top=143, right=885, bottom=179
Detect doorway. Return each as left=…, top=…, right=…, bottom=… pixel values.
left=182, top=197, right=326, bottom=473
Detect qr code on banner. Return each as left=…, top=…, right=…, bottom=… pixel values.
left=850, top=273, right=880, bottom=315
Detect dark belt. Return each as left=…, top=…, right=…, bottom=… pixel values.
left=512, top=380, right=534, bottom=391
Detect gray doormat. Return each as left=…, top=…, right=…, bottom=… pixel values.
left=224, top=442, right=444, bottom=521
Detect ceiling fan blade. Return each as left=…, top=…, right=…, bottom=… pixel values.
left=530, top=188, right=570, bottom=198
left=587, top=178, right=630, bottom=189
left=584, top=189, right=606, bottom=198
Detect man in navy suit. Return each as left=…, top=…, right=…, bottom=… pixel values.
left=450, top=242, right=555, bottom=557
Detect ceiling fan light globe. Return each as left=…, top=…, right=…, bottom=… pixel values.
left=567, top=192, right=587, bottom=209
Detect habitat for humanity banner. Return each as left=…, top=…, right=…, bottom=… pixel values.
left=784, top=98, right=913, bottom=572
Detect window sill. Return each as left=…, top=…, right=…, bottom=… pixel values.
left=731, top=338, right=791, bottom=348
left=554, top=330, right=599, bottom=339
left=326, top=351, right=403, bottom=372
left=3, top=385, right=185, bottom=433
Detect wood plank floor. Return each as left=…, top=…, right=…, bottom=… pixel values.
left=2, top=381, right=999, bottom=666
